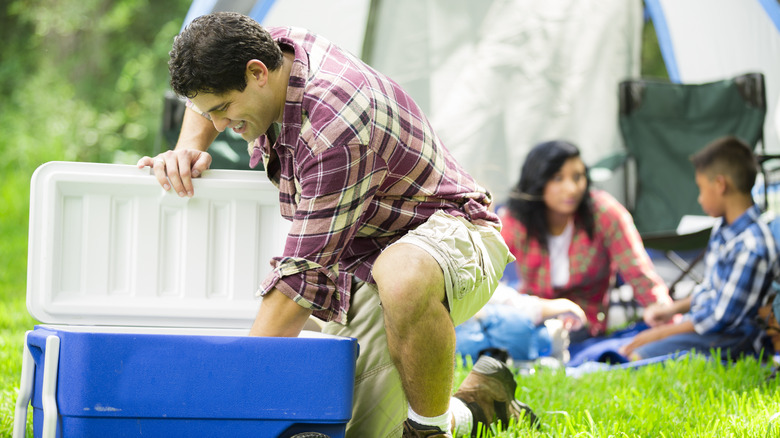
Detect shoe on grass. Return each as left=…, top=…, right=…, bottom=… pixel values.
left=453, top=355, right=538, bottom=435
left=402, top=419, right=451, bottom=437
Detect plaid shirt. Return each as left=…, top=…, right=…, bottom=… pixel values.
left=240, top=27, right=498, bottom=324
left=500, top=189, right=671, bottom=335
left=686, top=205, right=777, bottom=351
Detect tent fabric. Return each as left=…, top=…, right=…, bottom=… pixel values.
left=757, top=0, right=780, bottom=33
left=182, top=0, right=370, bottom=57
left=365, top=0, right=643, bottom=204
left=178, top=0, right=643, bottom=204
left=646, top=0, right=780, bottom=155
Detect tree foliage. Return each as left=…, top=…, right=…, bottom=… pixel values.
left=0, top=0, right=191, bottom=171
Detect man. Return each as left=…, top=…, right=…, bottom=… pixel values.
left=138, top=12, right=533, bottom=437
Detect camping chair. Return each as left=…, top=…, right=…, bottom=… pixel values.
left=594, top=72, right=768, bottom=298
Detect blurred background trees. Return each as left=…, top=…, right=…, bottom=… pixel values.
left=0, top=0, right=667, bottom=174
left=0, top=0, right=191, bottom=171
left=0, top=1, right=190, bottom=309
left=0, top=0, right=666, bottom=295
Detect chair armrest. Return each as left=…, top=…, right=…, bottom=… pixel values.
left=589, top=151, right=629, bottom=182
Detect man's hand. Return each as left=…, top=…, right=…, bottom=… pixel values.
left=137, top=149, right=212, bottom=197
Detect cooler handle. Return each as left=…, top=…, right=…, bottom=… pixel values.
left=13, top=331, right=33, bottom=438
left=14, top=332, right=61, bottom=438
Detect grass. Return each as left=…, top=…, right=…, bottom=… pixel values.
left=1, top=167, right=37, bottom=437
left=2, top=166, right=780, bottom=437
left=452, top=354, right=780, bottom=437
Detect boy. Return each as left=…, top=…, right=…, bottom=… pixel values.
left=619, top=136, right=777, bottom=361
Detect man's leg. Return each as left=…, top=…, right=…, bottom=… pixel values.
left=322, top=281, right=406, bottom=438
left=372, top=211, right=535, bottom=436
left=373, top=242, right=455, bottom=434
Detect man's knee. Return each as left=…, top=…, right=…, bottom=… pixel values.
left=373, top=243, right=445, bottom=312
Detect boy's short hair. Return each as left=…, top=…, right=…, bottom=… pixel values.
left=690, top=136, right=758, bottom=194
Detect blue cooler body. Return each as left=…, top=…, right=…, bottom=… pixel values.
left=14, top=162, right=358, bottom=438
left=25, top=326, right=356, bottom=438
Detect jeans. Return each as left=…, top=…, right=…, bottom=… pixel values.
left=455, top=304, right=552, bottom=362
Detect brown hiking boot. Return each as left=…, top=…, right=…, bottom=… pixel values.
left=402, top=419, right=450, bottom=437
left=453, top=355, right=538, bottom=435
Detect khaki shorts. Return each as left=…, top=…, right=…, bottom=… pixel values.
left=322, top=211, right=514, bottom=437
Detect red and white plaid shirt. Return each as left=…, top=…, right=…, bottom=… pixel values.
left=243, top=27, right=499, bottom=324
left=500, top=189, right=671, bottom=335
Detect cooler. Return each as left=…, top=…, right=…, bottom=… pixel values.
left=13, top=162, right=358, bottom=438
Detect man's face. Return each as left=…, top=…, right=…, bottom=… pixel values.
left=190, top=64, right=281, bottom=143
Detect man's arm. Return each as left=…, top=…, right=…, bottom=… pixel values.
left=249, top=288, right=314, bottom=337
left=173, top=106, right=220, bottom=152
left=137, top=107, right=218, bottom=196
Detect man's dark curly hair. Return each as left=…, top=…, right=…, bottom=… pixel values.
left=169, top=12, right=284, bottom=98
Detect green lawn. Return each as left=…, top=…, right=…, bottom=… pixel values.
left=1, top=168, right=37, bottom=437
left=2, top=167, right=780, bottom=437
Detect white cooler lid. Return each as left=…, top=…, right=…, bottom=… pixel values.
left=27, top=162, right=290, bottom=328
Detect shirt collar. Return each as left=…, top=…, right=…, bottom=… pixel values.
left=277, top=36, right=308, bottom=141
left=716, top=204, right=760, bottom=242
left=248, top=36, right=309, bottom=169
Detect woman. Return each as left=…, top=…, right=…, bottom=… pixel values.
left=500, top=140, right=671, bottom=338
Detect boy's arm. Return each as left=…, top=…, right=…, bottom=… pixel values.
left=618, top=319, right=696, bottom=359
left=690, top=243, right=771, bottom=334
left=644, top=295, right=692, bottom=326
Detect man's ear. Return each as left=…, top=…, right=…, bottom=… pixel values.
left=246, top=59, right=268, bottom=85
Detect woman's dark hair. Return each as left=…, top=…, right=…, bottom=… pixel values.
left=506, top=140, right=594, bottom=248
left=169, top=12, right=284, bottom=98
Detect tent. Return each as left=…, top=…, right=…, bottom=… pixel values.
left=645, top=0, right=780, bottom=155
left=179, top=0, right=780, bottom=204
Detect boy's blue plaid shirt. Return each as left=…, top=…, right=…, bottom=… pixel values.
left=687, top=204, right=778, bottom=352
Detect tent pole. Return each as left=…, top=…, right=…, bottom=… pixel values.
left=361, top=0, right=381, bottom=63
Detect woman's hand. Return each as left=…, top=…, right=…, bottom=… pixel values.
left=541, top=298, right=586, bottom=331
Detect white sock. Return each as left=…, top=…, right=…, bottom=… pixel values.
left=450, top=397, right=473, bottom=437
left=407, top=405, right=453, bottom=435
